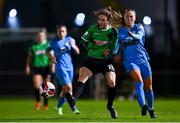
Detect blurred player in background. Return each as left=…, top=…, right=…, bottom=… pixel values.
left=117, top=9, right=157, bottom=118
left=73, top=7, right=122, bottom=119
left=46, top=25, right=80, bottom=115
left=25, top=30, right=54, bottom=111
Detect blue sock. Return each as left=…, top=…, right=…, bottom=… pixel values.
left=145, top=90, right=154, bottom=110
left=71, top=105, right=77, bottom=111
left=136, top=82, right=146, bottom=107
left=57, top=96, right=66, bottom=108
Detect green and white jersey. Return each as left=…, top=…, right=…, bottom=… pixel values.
left=29, top=40, right=50, bottom=67
left=81, top=24, right=118, bottom=59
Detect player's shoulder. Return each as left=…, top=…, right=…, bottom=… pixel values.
left=87, top=24, right=98, bottom=31
left=134, top=23, right=144, bottom=30
left=90, top=24, right=98, bottom=29
left=109, top=26, right=118, bottom=35
left=110, top=25, right=117, bottom=30
left=65, top=36, right=75, bottom=41
left=65, top=36, right=73, bottom=40
left=65, top=36, right=76, bottom=44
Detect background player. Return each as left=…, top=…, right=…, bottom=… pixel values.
left=46, top=25, right=80, bottom=115
left=25, top=30, right=54, bottom=111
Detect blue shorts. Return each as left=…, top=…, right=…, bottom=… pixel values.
left=123, top=60, right=152, bottom=79
left=55, top=69, right=74, bottom=85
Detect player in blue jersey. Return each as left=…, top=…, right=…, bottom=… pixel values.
left=46, top=25, right=80, bottom=115
left=117, top=9, right=157, bottom=118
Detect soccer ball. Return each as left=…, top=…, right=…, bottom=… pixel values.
left=40, top=82, right=56, bottom=98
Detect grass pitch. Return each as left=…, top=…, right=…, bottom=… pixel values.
left=0, top=97, right=180, bottom=122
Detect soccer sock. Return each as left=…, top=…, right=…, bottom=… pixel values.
left=107, top=86, right=116, bottom=107
left=136, top=82, right=146, bottom=107
left=34, top=88, right=40, bottom=102
left=43, top=97, right=48, bottom=106
left=145, top=90, right=154, bottom=110
left=58, top=92, right=66, bottom=108
left=73, top=81, right=85, bottom=100
left=65, top=92, right=76, bottom=109
left=71, top=105, right=77, bottom=111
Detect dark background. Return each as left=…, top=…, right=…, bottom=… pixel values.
left=0, top=0, right=180, bottom=97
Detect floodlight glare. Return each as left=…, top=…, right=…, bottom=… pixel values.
left=143, top=16, right=151, bottom=25
left=9, top=9, right=17, bottom=18
left=75, top=13, right=85, bottom=26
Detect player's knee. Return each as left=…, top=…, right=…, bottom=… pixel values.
left=64, top=85, right=72, bottom=93
left=78, top=67, right=92, bottom=83
left=34, top=85, right=40, bottom=90
left=144, top=84, right=152, bottom=91
left=107, top=80, right=116, bottom=87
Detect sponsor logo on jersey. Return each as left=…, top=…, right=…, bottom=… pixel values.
left=93, top=40, right=108, bottom=46
left=35, top=50, right=45, bottom=55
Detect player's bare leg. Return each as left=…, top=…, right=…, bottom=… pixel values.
left=73, top=67, right=93, bottom=99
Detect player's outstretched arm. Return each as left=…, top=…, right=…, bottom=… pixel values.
left=70, top=41, right=80, bottom=55
left=45, top=50, right=57, bottom=64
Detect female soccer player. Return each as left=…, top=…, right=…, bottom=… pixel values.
left=46, top=25, right=80, bottom=115
left=118, top=9, right=157, bottom=118
left=73, top=7, right=121, bottom=119
left=25, top=30, right=54, bottom=111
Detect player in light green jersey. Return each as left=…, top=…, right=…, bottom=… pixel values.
left=73, top=7, right=122, bottom=119
left=25, top=30, right=54, bottom=111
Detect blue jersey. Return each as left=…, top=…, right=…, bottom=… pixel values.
left=48, top=36, right=75, bottom=71
left=118, top=24, right=150, bottom=64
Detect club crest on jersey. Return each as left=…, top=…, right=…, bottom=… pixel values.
left=59, top=47, right=68, bottom=52
left=93, top=40, right=108, bottom=46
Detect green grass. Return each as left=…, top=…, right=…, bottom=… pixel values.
left=0, top=97, right=180, bottom=122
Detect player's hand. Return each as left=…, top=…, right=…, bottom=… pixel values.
left=125, top=37, right=133, bottom=42
left=25, top=66, right=30, bottom=75
left=50, top=56, right=57, bottom=64
left=128, top=31, right=133, bottom=36
left=103, top=49, right=111, bottom=57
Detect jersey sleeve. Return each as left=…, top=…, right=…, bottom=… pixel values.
left=46, top=40, right=53, bottom=51
left=81, top=25, right=94, bottom=42
left=79, top=25, right=94, bottom=49
left=130, top=23, right=145, bottom=40
left=109, top=27, right=119, bottom=55
left=69, top=37, right=76, bottom=46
